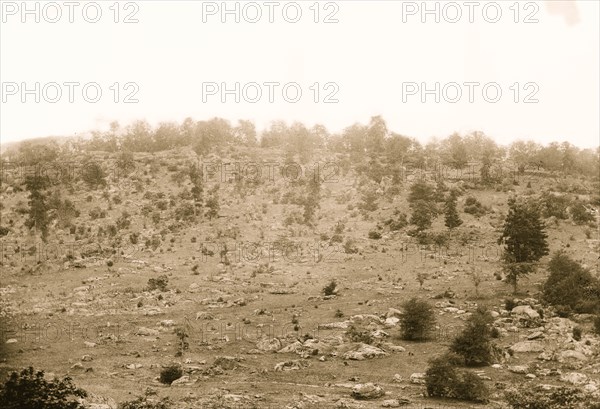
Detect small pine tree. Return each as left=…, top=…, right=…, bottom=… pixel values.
left=400, top=298, right=436, bottom=341
left=410, top=200, right=435, bottom=232
left=444, top=194, right=463, bottom=229
left=24, top=176, right=51, bottom=242
left=449, top=307, right=495, bottom=366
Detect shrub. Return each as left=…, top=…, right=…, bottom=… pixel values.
left=449, top=307, right=496, bottom=366
left=118, top=397, right=172, bottom=409
left=425, top=356, right=489, bottom=402
left=368, top=230, right=382, bottom=239
left=505, top=385, right=592, bottom=409
left=147, top=275, right=169, bottom=292
left=0, top=367, right=87, bottom=409
left=158, top=364, right=182, bottom=385
left=542, top=251, right=600, bottom=314
left=464, top=196, right=486, bottom=217
left=343, top=239, right=358, bottom=254
left=400, top=298, right=436, bottom=341
left=570, top=202, right=595, bottom=225
left=572, top=326, right=582, bottom=341
left=322, top=279, right=337, bottom=296
left=345, top=325, right=373, bottom=344
left=505, top=298, right=517, bottom=311
left=594, top=316, right=600, bottom=336
left=539, top=192, right=570, bottom=219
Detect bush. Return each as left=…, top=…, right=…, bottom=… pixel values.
left=542, top=251, right=600, bottom=314
left=322, top=279, right=337, bottom=296
left=0, top=367, right=87, bottom=409
left=505, top=385, right=593, bottom=409
left=539, top=192, right=570, bottom=219
left=119, top=397, right=172, bottom=409
left=343, top=239, right=358, bottom=254
left=573, top=326, right=582, bottom=341
left=147, top=275, right=169, bottom=292
left=159, top=364, right=182, bottom=385
left=449, top=307, right=496, bottom=366
left=464, top=196, right=486, bottom=217
left=505, top=298, right=517, bottom=311
left=400, top=298, right=436, bottom=341
left=570, top=202, right=595, bottom=225
left=345, top=325, right=373, bottom=344
left=594, top=316, right=600, bottom=336
left=425, top=356, right=489, bottom=402
left=368, top=230, right=382, bottom=240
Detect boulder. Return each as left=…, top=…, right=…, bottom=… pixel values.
left=341, top=343, right=387, bottom=360
left=508, top=365, right=529, bottom=374
left=511, top=305, right=540, bottom=319
left=135, top=327, right=159, bottom=336
left=558, top=350, right=588, bottom=362
left=410, top=373, right=426, bottom=384
left=274, top=359, right=309, bottom=371
left=510, top=341, right=544, bottom=353
left=350, top=383, right=385, bottom=400
left=561, top=372, right=588, bottom=385
left=255, top=337, right=281, bottom=352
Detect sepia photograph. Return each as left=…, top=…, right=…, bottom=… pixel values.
left=0, top=1, right=599, bottom=408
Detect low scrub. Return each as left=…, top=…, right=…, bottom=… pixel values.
left=425, top=355, right=489, bottom=403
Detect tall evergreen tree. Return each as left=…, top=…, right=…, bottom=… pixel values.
left=498, top=197, right=549, bottom=293
left=24, top=175, right=50, bottom=242
left=444, top=194, right=463, bottom=229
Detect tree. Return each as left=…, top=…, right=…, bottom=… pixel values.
left=188, top=163, right=203, bottom=217
left=0, top=367, right=87, bottom=409
left=303, top=174, right=321, bottom=225
left=440, top=132, right=468, bottom=169
left=204, top=186, right=220, bottom=220
left=233, top=119, right=257, bottom=146
left=498, top=197, right=549, bottom=293
left=444, top=193, right=462, bottom=229
left=449, top=307, right=496, bottom=366
left=410, top=200, right=434, bottom=232
left=400, top=298, right=436, bottom=341
left=408, top=179, right=435, bottom=205
left=24, top=175, right=51, bottom=242
left=366, top=115, right=388, bottom=154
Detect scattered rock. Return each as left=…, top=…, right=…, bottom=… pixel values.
left=350, top=383, right=385, bottom=400
left=560, top=372, right=588, bottom=385
left=274, top=359, right=309, bottom=371
left=341, top=343, right=387, bottom=360
left=410, top=373, right=426, bottom=384
left=135, top=327, right=159, bottom=336
left=511, top=305, right=540, bottom=319
left=509, top=341, right=544, bottom=353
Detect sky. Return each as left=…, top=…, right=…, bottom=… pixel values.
left=0, top=0, right=599, bottom=149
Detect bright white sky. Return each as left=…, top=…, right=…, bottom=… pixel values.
left=0, top=0, right=598, bottom=148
